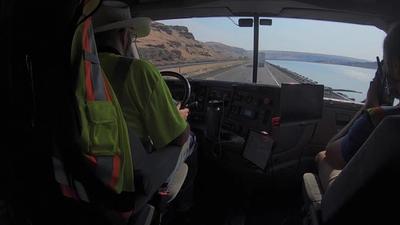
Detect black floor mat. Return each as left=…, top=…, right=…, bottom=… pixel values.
left=162, top=143, right=305, bottom=225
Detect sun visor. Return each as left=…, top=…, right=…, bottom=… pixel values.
left=279, top=8, right=387, bottom=30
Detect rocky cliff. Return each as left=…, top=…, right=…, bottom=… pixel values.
left=136, top=22, right=248, bottom=66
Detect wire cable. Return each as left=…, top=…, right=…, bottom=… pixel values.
left=295, top=123, right=319, bottom=175
left=227, top=17, right=239, bottom=27
left=215, top=96, right=226, bottom=158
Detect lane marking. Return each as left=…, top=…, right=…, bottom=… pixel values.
left=265, top=64, right=280, bottom=86
left=211, top=64, right=245, bottom=79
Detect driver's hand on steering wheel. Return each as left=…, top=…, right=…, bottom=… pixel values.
left=177, top=103, right=189, bottom=121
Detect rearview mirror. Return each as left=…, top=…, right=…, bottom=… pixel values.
left=260, top=19, right=272, bottom=25
left=239, top=18, right=253, bottom=27
left=239, top=18, right=272, bottom=27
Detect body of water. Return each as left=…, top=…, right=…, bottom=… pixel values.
left=268, top=60, right=376, bottom=102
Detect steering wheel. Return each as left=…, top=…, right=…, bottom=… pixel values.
left=161, top=71, right=191, bottom=108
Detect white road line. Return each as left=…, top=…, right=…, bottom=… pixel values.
left=264, top=64, right=280, bottom=86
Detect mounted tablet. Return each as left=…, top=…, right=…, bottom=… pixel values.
left=242, top=130, right=274, bottom=171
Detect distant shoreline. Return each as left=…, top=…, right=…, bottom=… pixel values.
left=261, top=50, right=378, bottom=70
left=266, top=61, right=353, bottom=101
left=266, top=59, right=377, bottom=70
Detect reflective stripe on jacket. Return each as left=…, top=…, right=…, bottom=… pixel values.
left=53, top=16, right=134, bottom=204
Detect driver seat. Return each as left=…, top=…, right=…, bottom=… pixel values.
left=52, top=1, right=188, bottom=224
left=91, top=0, right=190, bottom=209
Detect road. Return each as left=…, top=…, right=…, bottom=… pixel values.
left=189, top=62, right=350, bottom=100
left=197, top=63, right=298, bottom=86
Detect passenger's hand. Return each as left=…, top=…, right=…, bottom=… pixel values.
left=365, top=77, right=380, bottom=108
left=179, top=108, right=190, bottom=121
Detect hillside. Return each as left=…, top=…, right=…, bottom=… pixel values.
left=205, top=42, right=248, bottom=59
left=136, top=22, right=248, bottom=66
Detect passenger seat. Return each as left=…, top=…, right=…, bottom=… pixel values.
left=302, top=115, right=400, bottom=225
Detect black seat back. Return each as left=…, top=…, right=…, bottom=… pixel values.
left=321, top=115, right=400, bottom=225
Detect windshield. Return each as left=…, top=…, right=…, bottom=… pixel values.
left=136, top=17, right=386, bottom=102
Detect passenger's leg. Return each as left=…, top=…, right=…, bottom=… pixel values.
left=315, top=151, right=341, bottom=192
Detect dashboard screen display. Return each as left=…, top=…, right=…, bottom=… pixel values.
left=240, top=108, right=256, bottom=119
left=280, top=83, right=324, bottom=124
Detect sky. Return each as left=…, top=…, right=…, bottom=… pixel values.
left=159, top=17, right=386, bottom=61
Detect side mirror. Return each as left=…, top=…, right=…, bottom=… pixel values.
left=238, top=18, right=253, bottom=27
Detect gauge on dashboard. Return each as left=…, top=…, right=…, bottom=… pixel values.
left=240, top=108, right=256, bottom=119
left=245, top=96, right=253, bottom=103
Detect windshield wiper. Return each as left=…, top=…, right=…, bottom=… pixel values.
left=325, top=87, right=362, bottom=94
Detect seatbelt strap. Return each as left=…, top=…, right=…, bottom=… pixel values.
left=112, top=57, right=132, bottom=99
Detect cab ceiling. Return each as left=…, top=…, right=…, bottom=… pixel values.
left=127, top=0, right=400, bottom=30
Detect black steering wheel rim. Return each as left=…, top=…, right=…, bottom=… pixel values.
left=160, top=71, right=191, bottom=107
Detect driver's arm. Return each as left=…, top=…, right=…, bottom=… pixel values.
left=124, top=59, right=189, bottom=149
left=171, top=104, right=190, bottom=146
left=141, top=74, right=189, bottom=149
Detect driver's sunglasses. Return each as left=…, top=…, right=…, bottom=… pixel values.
left=127, top=28, right=137, bottom=42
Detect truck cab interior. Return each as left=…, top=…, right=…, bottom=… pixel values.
left=3, top=0, right=400, bottom=225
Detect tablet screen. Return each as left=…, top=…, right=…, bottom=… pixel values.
left=242, top=131, right=273, bottom=170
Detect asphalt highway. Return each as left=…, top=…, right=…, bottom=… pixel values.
left=201, top=63, right=298, bottom=86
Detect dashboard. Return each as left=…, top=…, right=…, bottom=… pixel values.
left=166, top=79, right=324, bottom=137
left=165, top=78, right=351, bottom=178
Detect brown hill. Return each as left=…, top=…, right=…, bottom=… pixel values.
left=136, top=22, right=248, bottom=66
